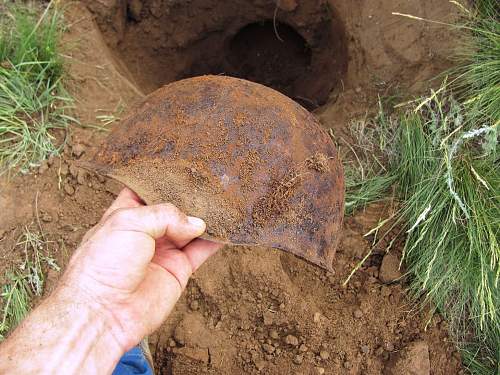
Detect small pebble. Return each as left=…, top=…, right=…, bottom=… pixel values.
left=41, top=212, right=53, bottom=223
left=299, top=344, right=308, bottom=352
left=72, top=143, right=86, bottom=158
left=77, top=169, right=87, bottom=185
left=262, top=311, right=274, bottom=326
left=285, top=335, right=299, bottom=346
left=69, top=164, right=78, bottom=178
left=315, top=367, right=325, bottom=374
left=293, top=354, right=303, bottom=365
left=254, top=359, right=266, bottom=371
left=319, top=350, right=330, bottom=360
left=189, top=300, right=199, bottom=311
left=343, top=360, right=352, bottom=369
left=360, top=345, right=370, bottom=354
left=313, top=312, right=321, bottom=323
left=38, top=161, right=49, bottom=174
left=353, top=309, right=363, bottom=319
left=269, top=329, right=279, bottom=339
left=64, top=184, right=75, bottom=196
left=60, top=163, right=69, bottom=176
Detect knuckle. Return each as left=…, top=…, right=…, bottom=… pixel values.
left=159, top=203, right=183, bottom=218
left=108, top=207, right=133, bottom=226
left=160, top=202, right=179, bottom=212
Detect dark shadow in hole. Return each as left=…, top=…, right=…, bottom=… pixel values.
left=183, top=20, right=314, bottom=108
left=225, top=21, right=312, bottom=97
left=89, top=0, right=349, bottom=111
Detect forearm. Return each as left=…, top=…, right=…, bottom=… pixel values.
left=0, top=192, right=217, bottom=373
left=0, top=288, right=124, bottom=375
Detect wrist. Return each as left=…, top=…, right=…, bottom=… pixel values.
left=57, top=290, right=125, bottom=373
left=0, top=285, right=125, bottom=375
left=51, top=283, right=128, bottom=351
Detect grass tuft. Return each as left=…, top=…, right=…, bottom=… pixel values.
left=343, top=3, right=499, bottom=372
left=0, top=1, right=74, bottom=173
left=451, top=0, right=500, bottom=128
left=336, top=99, right=398, bottom=215
left=394, top=92, right=499, bottom=374
left=0, top=226, right=59, bottom=339
left=344, top=87, right=498, bottom=374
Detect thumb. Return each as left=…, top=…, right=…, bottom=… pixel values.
left=101, top=203, right=206, bottom=244
left=73, top=203, right=206, bottom=273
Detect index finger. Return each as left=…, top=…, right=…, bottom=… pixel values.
left=102, top=203, right=206, bottom=244
left=81, top=188, right=144, bottom=244
left=101, top=187, right=144, bottom=221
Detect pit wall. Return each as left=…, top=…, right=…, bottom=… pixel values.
left=85, top=0, right=348, bottom=107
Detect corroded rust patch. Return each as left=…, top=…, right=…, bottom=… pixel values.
left=90, top=76, right=344, bottom=271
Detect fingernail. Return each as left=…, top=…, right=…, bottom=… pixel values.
left=187, top=216, right=206, bottom=232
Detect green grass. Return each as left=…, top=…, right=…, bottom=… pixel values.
left=0, top=1, right=74, bottom=173
left=341, top=3, right=499, bottom=372
left=0, top=226, right=59, bottom=339
left=336, top=100, right=398, bottom=215
left=0, top=272, right=31, bottom=340
left=394, top=94, right=498, bottom=374
left=473, top=0, right=499, bottom=21
left=343, top=89, right=498, bottom=375
left=451, top=0, right=500, bottom=128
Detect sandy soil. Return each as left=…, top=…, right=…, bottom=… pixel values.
left=0, top=1, right=466, bottom=374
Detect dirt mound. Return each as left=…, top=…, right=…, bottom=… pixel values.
left=149, top=210, right=462, bottom=374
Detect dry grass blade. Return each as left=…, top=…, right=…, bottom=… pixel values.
left=0, top=226, right=59, bottom=339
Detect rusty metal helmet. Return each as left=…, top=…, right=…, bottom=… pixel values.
left=89, top=75, right=344, bottom=271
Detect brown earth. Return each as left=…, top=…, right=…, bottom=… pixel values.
left=0, top=0, right=465, bottom=374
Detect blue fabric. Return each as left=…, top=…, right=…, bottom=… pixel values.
left=112, top=346, right=153, bottom=375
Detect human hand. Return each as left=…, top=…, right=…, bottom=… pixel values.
left=55, top=188, right=221, bottom=352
